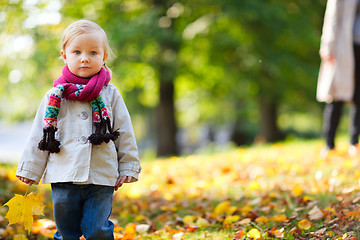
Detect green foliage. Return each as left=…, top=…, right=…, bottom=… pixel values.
left=0, top=0, right=327, bottom=142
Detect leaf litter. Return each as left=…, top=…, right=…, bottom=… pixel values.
left=1, top=140, right=360, bottom=239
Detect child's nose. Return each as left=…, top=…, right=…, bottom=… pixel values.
left=81, top=54, right=90, bottom=63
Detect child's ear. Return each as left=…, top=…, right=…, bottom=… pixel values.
left=61, top=50, right=67, bottom=63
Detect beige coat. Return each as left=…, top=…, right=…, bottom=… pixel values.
left=16, top=84, right=141, bottom=186
left=317, top=0, right=357, bottom=102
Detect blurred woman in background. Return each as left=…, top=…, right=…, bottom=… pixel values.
left=317, top=0, right=360, bottom=157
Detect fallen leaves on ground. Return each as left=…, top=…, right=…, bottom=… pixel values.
left=1, top=139, right=360, bottom=239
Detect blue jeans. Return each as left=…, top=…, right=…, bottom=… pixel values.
left=51, top=183, right=115, bottom=240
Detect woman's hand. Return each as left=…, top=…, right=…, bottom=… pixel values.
left=321, top=52, right=335, bottom=64
left=17, top=176, right=36, bottom=186
left=115, top=176, right=135, bottom=191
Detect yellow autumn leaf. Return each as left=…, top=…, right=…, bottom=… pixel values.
left=240, top=205, right=253, bottom=216
left=325, top=207, right=336, bottom=215
left=271, top=214, right=287, bottom=222
left=183, top=215, right=196, bottom=225
left=14, top=234, right=28, bottom=240
left=327, top=230, right=334, bottom=237
left=3, top=192, right=45, bottom=232
left=247, top=228, right=261, bottom=239
left=223, top=215, right=240, bottom=226
left=303, top=195, right=314, bottom=202
left=238, top=218, right=251, bottom=225
left=227, top=206, right=238, bottom=215
left=214, top=201, right=231, bottom=216
left=255, top=216, right=269, bottom=224
left=298, top=219, right=312, bottom=230
left=134, top=215, right=146, bottom=222
left=125, top=223, right=136, bottom=234
left=196, top=217, right=210, bottom=228
left=292, top=184, right=304, bottom=196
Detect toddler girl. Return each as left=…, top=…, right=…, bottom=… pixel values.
left=16, top=20, right=141, bottom=240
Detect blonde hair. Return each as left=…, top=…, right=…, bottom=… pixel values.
left=61, top=20, right=113, bottom=72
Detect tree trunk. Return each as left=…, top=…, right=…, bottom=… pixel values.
left=152, top=0, right=180, bottom=157
left=231, top=124, right=251, bottom=146
left=257, top=97, right=282, bottom=142
left=154, top=41, right=179, bottom=157
left=156, top=80, right=178, bottom=156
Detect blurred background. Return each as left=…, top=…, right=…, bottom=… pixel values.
left=0, top=0, right=336, bottom=161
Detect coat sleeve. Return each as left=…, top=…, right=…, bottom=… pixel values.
left=320, top=0, right=341, bottom=58
left=16, top=92, right=51, bottom=183
left=111, top=87, right=141, bottom=182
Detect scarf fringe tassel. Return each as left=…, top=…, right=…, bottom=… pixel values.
left=88, top=119, right=120, bottom=145
left=38, top=126, right=61, bottom=153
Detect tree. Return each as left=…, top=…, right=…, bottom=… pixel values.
left=1, top=0, right=328, bottom=155
left=195, top=0, right=325, bottom=143
left=152, top=0, right=181, bottom=156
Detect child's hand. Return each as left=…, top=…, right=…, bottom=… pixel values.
left=115, top=176, right=135, bottom=191
left=17, top=176, right=36, bottom=186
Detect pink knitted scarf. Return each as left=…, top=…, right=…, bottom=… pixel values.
left=54, top=65, right=110, bottom=101
left=38, top=66, right=119, bottom=153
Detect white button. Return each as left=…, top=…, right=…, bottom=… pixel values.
left=79, top=136, right=88, bottom=144
left=80, top=111, right=88, bottom=120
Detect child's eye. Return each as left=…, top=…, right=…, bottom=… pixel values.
left=74, top=50, right=81, bottom=54
left=90, top=51, right=97, bottom=55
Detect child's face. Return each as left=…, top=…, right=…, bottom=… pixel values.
left=61, top=32, right=108, bottom=78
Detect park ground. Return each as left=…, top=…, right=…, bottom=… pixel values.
left=1, top=138, right=360, bottom=239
